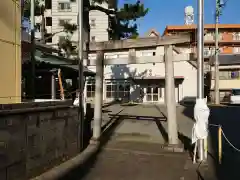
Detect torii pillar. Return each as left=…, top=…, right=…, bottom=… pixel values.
left=164, top=45, right=179, bottom=146
left=92, top=50, right=104, bottom=142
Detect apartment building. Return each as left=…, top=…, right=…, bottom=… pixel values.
left=35, top=0, right=114, bottom=46
left=164, top=24, right=240, bottom=101
left=163, top=24, right=240, bottom=56
left=0, top=1, right=21, bottom=104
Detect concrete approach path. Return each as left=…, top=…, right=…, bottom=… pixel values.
left=62, top=141, right=202, bottom=180
left=100, top=103, right=194, bottom=145
left=61, top=103, right=216, bottom=180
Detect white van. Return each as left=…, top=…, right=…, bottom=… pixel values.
left=230, top=89, right=240, bottom=104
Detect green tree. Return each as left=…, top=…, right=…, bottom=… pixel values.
left=108, top=1, right=148, bottom=39
left=23, top=0, right=148, bottom=57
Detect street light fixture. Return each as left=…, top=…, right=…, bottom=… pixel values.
left=196, top=0, right=205, bottom=162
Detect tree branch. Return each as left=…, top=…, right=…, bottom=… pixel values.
left=43, top=30, right=64, bottom=41
left=89, top=5, right=115, bottom=15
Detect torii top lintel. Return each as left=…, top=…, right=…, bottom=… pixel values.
left=87, top=34, right=190, bottom=52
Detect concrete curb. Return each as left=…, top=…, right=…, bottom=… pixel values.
left=31, top=144, right=99, bottom=180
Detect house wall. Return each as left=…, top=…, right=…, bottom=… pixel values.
left=0, top=0, right=21, bottom=104
left=89, top=9, right=109, bottom=42
left=222, top=32, right=233, bottom=41
left=85, top=44, right=197, bottom=104
left=86, top=60, right=197, bottom=103
left=211, top=65, right=240, bottom=91
left=217, top=80, right=240, bottom=89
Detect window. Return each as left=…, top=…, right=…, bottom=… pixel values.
left=118, top=82, right=130, bottom=99
left=140, top=51, right=155, bottom=57
left=44, top=33, right=52, bottom=43
left=45, top=0, right=52, bottom=9
left=105, top=80, right=130, bottom=100
left=90, top=19, right=96, bottom=28
left=59, top=19, right=70, bottom=26
left=106, top=81, right=117, bottom=98
left=105, top=54, right=118, bottom=59
left=91, top=36, right=96, bottom=42
left=204, top=47, right=211, bottom=57
left=204, top=47, right=215, bottom=57
left=231, top=71, right=239, bottom=79
left=233, top=32, right=240, bottom=40
left=86, top=78, right=95, bottom=98
left=219, top=71, right=229, bottom=80
left=204, top=32, right=214, bottom=41
left=46, top=17, right=52, bottom=26
left=119, top=54, right=128, bottom=58
left=232, top=89, right=240, bottom=96
left=204, top=48, right=210, bottom=57
left=219, top=70, right=240, bottom=80
left=234, top=47, right=240, bottom=54
left=35, top=23, right=41, bottom=32
left=58, top=3, right=71, bottom=11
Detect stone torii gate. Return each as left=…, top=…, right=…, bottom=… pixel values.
left=88, top=34, right=193, bottom=147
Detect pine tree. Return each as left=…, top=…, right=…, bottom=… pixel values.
left=23, top=0, right=148, bottom=57
left=108, top=0, right=148, bottom=39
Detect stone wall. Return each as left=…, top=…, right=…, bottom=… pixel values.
left=0, top=100, right=82, bottom=180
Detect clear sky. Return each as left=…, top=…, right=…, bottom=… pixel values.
left=118, top=0, right=240, bottom=36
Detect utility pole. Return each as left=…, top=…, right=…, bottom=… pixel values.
left=41, top=5, right=46, bottom=43
left=77, top=0, right=84, bottom=151
left=215, top=0, right=224, bottom=104
left=197, top=0, right=205, bottom=161
left=30, top=0, right=36, bottom=100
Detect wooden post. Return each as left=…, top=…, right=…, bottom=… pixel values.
left=51, top=73, right=56, bottom=100
left=57, top=69, right=65, bottom=100
left=218, top=126, right=222, bottom=164
left=164, top=45, right=179, bottom=145
left=92, top=50, right=104, bottom=141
